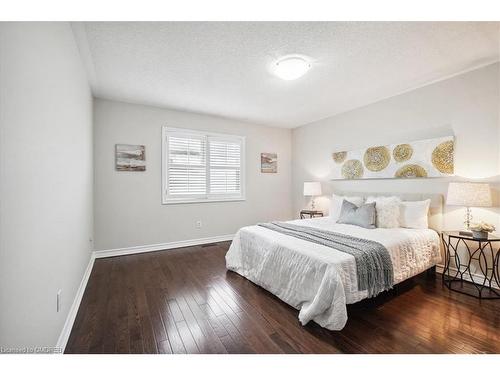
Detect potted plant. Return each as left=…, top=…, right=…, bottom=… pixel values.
left=469, top=221, right=496, bottom=240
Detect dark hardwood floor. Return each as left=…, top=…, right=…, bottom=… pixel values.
left=65, top=241, right=500, bottom=354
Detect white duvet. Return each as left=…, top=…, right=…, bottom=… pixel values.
left=225, top=217, right=441, bottom=330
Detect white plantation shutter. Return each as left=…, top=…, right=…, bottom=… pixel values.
left=163, top=127, right=245, bottom=203
left=209, top=137, right=242, bottom=195
left=166, top=134, right=206, bottom=196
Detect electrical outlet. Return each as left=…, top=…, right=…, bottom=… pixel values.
left=56, top=289, right=62, bottom=312
left=196, top=220, right=202, bottom=229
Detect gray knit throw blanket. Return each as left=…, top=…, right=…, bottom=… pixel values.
left=258, top=222, right=394, bottom=298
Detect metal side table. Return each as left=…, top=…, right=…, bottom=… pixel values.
left=441, top=231, right=500, bottom=299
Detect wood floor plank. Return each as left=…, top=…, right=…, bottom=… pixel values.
left=87, top=261, right=113, bottom=353
left=123, top=256, right=146, bottom=354
left=182, top=293, right=228, bottom=353
left=66, top=241, right=500, bottom=354
left=167, top=299, right=186, bottom=323
left=157, top=340, right=173, bottom=354
left=175, top=320, right=200, bottom=354
left=144, top=287, right=168, bottom=346
left=159, top=297, right=187, bottom=354
left=175, top=295, right=213, bottom=353
left=101, top=262, right=122, bottom=353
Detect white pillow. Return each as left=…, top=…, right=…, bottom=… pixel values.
left=366, top=196, right=401, bottom=228
left=329, top=194, right=364, bottom=222
left=399, top=199, right=431, bottom=229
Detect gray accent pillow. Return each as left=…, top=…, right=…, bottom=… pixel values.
left=337, top=200, right=376, bottom=229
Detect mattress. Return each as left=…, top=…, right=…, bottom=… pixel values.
left=225, top=217, right=441, bottom=330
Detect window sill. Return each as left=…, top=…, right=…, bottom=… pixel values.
left=162, top=197, right=246, bottom=205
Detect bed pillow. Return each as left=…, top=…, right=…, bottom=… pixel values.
left=399, top=199, right=431, bottom=229
left=329, top=194, right=364, bottom=222
left=366, top=196, right=401, bottom=228
left=337, top=200, right=376, bottom=229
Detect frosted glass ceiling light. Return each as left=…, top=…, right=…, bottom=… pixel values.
left=273, top=56, right=311, bottom=80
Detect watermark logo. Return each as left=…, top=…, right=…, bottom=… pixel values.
left=0, top=346, right=63, bottom=354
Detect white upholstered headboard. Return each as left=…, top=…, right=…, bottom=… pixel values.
left=332, top=192, right=444, bottom=232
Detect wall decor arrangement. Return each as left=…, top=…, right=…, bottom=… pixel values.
left=331, top=136, right=454, bottom=179
left=115, top=144, right=146, bottom=171
left=261, top=152, right=278, bottom=173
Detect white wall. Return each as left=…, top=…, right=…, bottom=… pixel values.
left=292, top=63, right=500, bottom=233
left=0, top=23, right=93, bottom=349
left=93, top=99, right=292, bottom=251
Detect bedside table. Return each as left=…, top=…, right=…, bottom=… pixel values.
left=441, top=231, right=500, bottom=299
left=300, top=210, right=324, bottom=219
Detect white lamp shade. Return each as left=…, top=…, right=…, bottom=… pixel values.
left=303, top=182, right=322, bottom=196
left=446, top=182, right=492, bottom=207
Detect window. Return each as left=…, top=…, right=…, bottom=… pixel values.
left=162, top=127, right=245, bottom=204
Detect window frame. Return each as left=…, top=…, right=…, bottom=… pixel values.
left=162, top=126, right=246, bottom=205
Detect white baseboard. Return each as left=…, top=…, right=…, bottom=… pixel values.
left=56, top=252, right=95, bottom=353
left=93, top=234, right=235, bottom=259
left=436, top=264, right=499, bottom=291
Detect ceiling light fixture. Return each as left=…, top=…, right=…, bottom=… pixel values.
left=273, top=56, right=311, bottom=81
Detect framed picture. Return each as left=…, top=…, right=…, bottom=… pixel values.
left=115, top=144, right=146, bottom=171
left=261, top=152, right=277, bottom=173
left=331, top=136, right=454, bottom=180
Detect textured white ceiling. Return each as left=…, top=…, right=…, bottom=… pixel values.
left=75, top=22, right=499, bottom=128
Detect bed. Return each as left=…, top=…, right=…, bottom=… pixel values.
left=225, top=193, right=443, bottom=331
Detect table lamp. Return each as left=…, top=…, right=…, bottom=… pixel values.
left=446, top=182, right=492, bottom=235
left=303, top=182, right=322, bottom=211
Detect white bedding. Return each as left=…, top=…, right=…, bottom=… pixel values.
left=225, top=217, right=441, bottom=330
